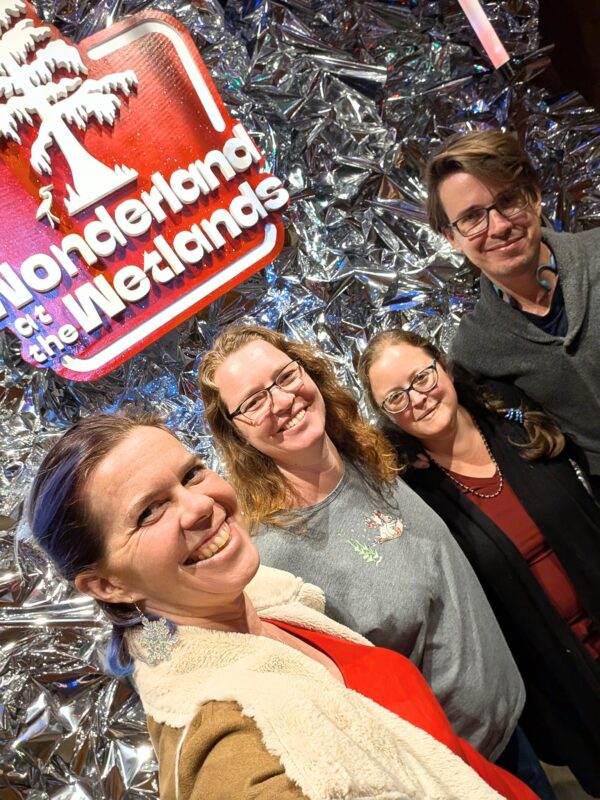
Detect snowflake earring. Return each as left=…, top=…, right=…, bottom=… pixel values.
left=133, top=602, right=178, bottom=665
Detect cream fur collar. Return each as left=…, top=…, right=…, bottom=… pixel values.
left=130, top=567, right=502, bottom=800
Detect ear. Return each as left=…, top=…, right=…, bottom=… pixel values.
left=74, top=569, right=141, bottom=605
left=442, top=226, right=464, bottom=254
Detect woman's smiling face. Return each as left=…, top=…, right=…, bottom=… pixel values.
left=368, top=343, right=459, bottom=443
left=80, top=426, right=259, bottom=622
left=214, top=339, right=328, bottom=466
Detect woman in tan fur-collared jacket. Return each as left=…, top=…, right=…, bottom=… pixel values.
left=28, top=412, right=535, bottom=800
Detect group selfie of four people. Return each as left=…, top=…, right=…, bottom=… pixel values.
left=30, top=131, right=600, bottom=799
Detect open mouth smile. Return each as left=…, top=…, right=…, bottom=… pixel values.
left=184, top=521, right=231, bottom=565
left=280, top=407, right=307, bottom=431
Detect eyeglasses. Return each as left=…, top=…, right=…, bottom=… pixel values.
left=227, top=360, right=304, bottom=423
left=447, top=186, right=531, bottom=237
left=381, top=361, right=438, bottom=414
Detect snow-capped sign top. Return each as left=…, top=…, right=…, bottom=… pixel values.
left=0, top=0, right=288, bottom=381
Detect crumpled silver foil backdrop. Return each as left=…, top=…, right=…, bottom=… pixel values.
left=2, top=0, right=600, bottom=795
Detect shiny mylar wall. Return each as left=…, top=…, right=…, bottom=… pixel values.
left=1, top=0, right=599, bottom=795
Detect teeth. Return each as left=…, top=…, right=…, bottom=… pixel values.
left=283, top=408, right=306, bottom=431
left=186, top=522, right=231, bottom=565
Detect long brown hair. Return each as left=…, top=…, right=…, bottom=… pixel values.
left=198, top=325, right=398, bottom=527
left=358, top=328, right=565, bottom=461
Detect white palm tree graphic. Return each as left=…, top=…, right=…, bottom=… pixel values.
left=0, top=0, right=138, bottom=215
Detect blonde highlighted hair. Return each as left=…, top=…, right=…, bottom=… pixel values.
left=425, top=130, right=540, bottom=233
left=198, top=325, right=399, bottom=527
left=358, top=328, right=565, bottom=462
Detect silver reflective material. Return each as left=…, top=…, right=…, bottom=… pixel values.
left=2, top=0, right=600, bottom=794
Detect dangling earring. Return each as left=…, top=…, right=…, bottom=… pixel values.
left=133, top=602, right=178, bottom=665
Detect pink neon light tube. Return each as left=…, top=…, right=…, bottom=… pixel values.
left=457, top=0, right=510, bottom=69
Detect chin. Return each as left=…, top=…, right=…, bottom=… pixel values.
left=282, top=417, right=325, bottom=447
left=296, top=428, right=327, bottom=452
left=247, top=555, right=261, bottom=584
left=230, top=554, right=261, bottom=594
left=417, top=413, right=452, bottom=438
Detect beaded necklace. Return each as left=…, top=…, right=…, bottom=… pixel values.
left=427, top=422, right=504, bottom=500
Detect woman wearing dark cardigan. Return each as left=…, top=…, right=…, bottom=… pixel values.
left=359, top=328, right=600, bottom=797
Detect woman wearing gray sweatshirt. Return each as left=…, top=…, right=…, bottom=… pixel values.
left=198, top=323, right=553, bottom=799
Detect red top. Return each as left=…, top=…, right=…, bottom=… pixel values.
left=451, top=471, right=600, bottom=659
left=269, top=619, right=538, bottom=800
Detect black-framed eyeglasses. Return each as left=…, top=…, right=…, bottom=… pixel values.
left=227, top=360, right=304, bottom=423
left=447, top=186, right=531, bottom=237
left=380, top=361, right=438, bottom=414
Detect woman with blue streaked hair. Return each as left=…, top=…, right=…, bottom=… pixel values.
left=27, top=411, right=536, bottom=800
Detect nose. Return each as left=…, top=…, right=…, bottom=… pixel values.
left=487, top=207, right=512, bottom=236
left=406, top=387, right=429, bottom=412
left=179, top=488, right=215, bottom=531
left=269, top=384, right=295, bottom=414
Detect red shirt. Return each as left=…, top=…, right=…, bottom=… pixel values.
left=451, top=471, right=600, bottom=659
left=269, top=619, right=537, bottom=800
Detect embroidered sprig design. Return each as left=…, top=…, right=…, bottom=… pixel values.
left=347, top=539, right=382, bottom=564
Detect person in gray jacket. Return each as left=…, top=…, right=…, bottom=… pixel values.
left=198, top=323, right=555, bottom=799
left=425, top=130, right=600, bottom=495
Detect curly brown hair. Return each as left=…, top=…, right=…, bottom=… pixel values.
left=358, top=328, right=565, bottom=462
left=425, top=130, right=540, bottom=233
left=198, top=325, right=399, bottom=527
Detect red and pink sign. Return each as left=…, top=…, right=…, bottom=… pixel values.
left=0, top=0, right=288, bottom=380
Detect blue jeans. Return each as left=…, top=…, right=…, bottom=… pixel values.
left=495, top=725, right=556, bottom=800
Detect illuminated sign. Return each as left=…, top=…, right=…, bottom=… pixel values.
left=0, top=0, right=288, bottom=380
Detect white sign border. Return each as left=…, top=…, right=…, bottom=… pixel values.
left=61, top=223, right=278, bottom=374
left=59, top=17, right=281, bottom=376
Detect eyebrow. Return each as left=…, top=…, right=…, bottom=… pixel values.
left=234, top=360, right=294, bottom=403
left=385, top=363, right=432, bottom=394
left=410, top=362, right=431, bottom=379
left=455, top=202, right=484, bottom=217
left=455, top=188, right=516, bottom=218
left=126, top=454, right=203, bottom=525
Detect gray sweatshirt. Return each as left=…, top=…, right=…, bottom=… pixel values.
left=451, top=227, right=600, bottom=476
left=255, top=463, right=525, bottom=761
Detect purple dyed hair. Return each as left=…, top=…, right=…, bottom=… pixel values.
left=28, top=411, right=174, bottom=675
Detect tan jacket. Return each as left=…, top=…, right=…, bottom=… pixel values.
left=129, top=566, right=505, bottom=800
left=147, top=701, right=308, bottom=799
